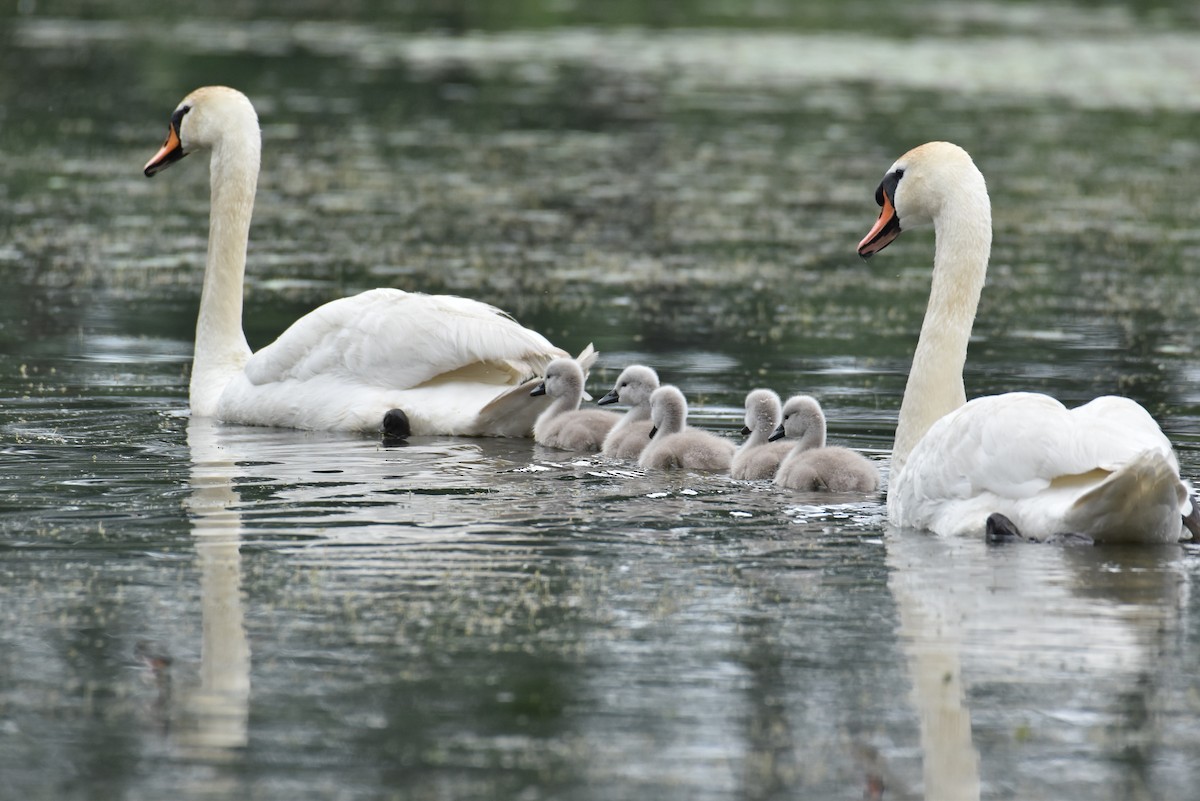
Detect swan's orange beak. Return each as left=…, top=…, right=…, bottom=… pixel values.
left=144, top=124, right=185, bottom=177
left=857, top=190, right=901, bottom=258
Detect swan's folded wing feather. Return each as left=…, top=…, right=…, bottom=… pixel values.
left=1069, top=395, right=1179, bottom=471
left=242, top=288, right=566, bottom=389
left=905, top=392, right=1177, bottom=505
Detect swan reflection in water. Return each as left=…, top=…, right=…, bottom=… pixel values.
left=161, top=416, right=1190, bottom=799
left=157, top=418, right=500, bottom=758
left=888, top=526, right=1190, bottom=800
left=131, top=419, right=253, bottom=757
left=152, top=417, right=251, bottom=759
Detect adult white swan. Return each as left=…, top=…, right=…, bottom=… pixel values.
left=858, top=141, right=1196, bottom=543
left=144, top=85, right=583, bottom=436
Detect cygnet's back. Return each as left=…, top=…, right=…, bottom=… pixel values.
left=598, top=364, right=660, bottom=460
left=771, top=395, right=878, bottom=493
left=532, top=358, right=620, bottom=452
left=731, top=388, right=794, bottom=480
left=638, top=385, right=735, bottom=471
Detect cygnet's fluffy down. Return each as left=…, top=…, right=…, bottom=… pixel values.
left=771, top=395, right=878, bottom=493
left=531, top=358, right=620, bottom=452
left=598, top=364, right=660, bottom=460
left=731, top=388, right=794, bottom=480
left=638, top=385, right=735, bottom=471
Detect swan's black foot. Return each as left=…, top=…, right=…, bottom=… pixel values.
left=1183, top=495, right=1200, bottom=541
left=1042, top=531, right=1095, bottom=546
left=381, top=408, right=411, bottom=446
left=985, top=512, right=1022, bottom=544
left=985, top=513, right=1095, bottom=546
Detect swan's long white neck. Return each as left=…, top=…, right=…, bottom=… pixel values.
left=190, top=126, right=258, bottom=416
left=892, top=186, right=991, bottom=477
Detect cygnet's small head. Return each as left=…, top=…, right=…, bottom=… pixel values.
left=647, top=385, right=687, bottom=438
left=741, top=388, right=782, bottom=436
left=530, top=358, right=585, bottom=400
left=144, top=86, right=259, bottom=177
left=769, top=395, right=826, bottom=444
left=857, top=141, right=987, bottom=257
left=598, top=364, right=660, bottom=407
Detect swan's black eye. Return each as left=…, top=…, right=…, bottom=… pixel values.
left=874, top=169, right=904, bottom=208
left=170, top=104, right=191, bottom=134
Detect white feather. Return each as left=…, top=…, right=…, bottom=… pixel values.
left=892, top=393, right=1186, bottom=541
left=146, top=86, right=582, bottom=435
left=862, top=142, right=1192, bottom=542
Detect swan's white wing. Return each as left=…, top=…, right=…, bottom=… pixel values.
left=242, top=288, right=565, bottom=389
left=892, top=392, right=1183, bottom=538
left=218, top=288, right=591, bottom=434
left=961, top=393, right=1170, bottom=494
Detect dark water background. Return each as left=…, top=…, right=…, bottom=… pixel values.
left=2, top=2, right=1200, bottom=799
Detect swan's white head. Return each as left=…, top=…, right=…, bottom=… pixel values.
left=769, top=395, right=826, bottom=445
left=144, top=86, right=259, bottom=177
left=741, top=388, right=782, bottom=436
left=598, top=364, right=660, bottom=407
left=648, top=385, right=687, bottom=439
left=857, top=141, right=987, bottom=257
left=531, top=357, right=585, bottom=401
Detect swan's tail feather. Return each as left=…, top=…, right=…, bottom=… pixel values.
left=574, top=344, right=598, bottom=401
left=1065, top=449, right=1186, bottom=543
left=471, top=345, right=599, bottom=436
left=575, top=343, right=598, bottom=372
left=473, top=378, right=547, bottom=437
